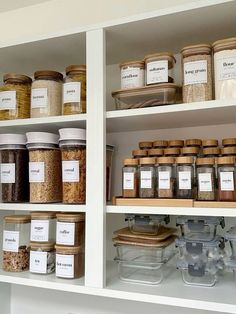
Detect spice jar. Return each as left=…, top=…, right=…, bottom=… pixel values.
left=120, top=60, right=145, bottom=89
left=55, top=245, right=84, bottom=279
left=0, top=74, right=32, bottom=120
left=0, top=134, right=29, bottom=202
left=148, top=149, right=163, bottom=157
left=222, top=147, right=236, bottom=157
left=63, top=65, right=86, bottom=115
left=139, top=157, right=156, bottom=198
left=30, top=242, right=55, bottom=274
left=164, top=148, right=181, bottom=157
left=153, top=140, right=168, bottom=149
left=182, top=146, right=200, bottom=196
left=217, top=156, right=236, bottom=201
left=30, top=212, right=56, bottom=242
left=31, top=70, right=63, bottom=118
left=59, top=128, right=86, bottom=204
left=106, top=144, right=114, bottom=202
left=132, top=149, right=148, bottom=159
left=156, top=157, right=175, bottom=198
left=26, top=132, right=62, bottom=203
left=139, top=141, right=153, bottom=150
left=144, top=52, right=176, bottom=85
left=122, top=158, right=139, bottom=198
left=202, top=147, right=220, bottom=158
left=185, top=139, right=202, bottom=147
left=56, top=213, right=85, bottom=246
left=222, top=138, right=236, bottom=147
left=213, top=37, right=236, bottom=100
left=3, top=215, right=30, bottom=272
left=176, top=156, right=194, bottom=199
left=168, top=140, right=184, bottom=148
left=202, top=139, right=218, bottom=148
left=181, top=44, right=213, bottom=103
left=196, top=158, right=216, bottom=201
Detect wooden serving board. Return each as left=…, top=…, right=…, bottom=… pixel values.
left=112, top=196, right=193, bottom=207
left=194, top=201, right=236, bottom=208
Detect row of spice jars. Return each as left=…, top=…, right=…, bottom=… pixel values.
left=0, top=65, right=86, bottom=121
left=122, top=156, right=236, bottom=201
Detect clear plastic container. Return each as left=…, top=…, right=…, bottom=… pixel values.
left=176, top=156, right=194, bottom=199
left=122, top=158, right=139, bottom=198
left=30, top=212, right=56, bottom=242
left=156, top=157, right=175, bottom=198
left=196, top=157, right=216, bottom=201
left=152, top=140, right=168, bottom=149
left=59, top=128, right=86, bottom=204
left=225, top=226, right=236, bottom=259
left=168, top=140, right=184, bottom=148
left=217, top=156, right=236, bottom=201
left=0, top=134, right=29, bottom=202
left=139, top=157, right=156, bottom=198
left=185, top=139, right=202, bottom=147
left=120, top=60, right=145, bottom=90
left=30, top=241, right=55, bottom=274
left=139, top=141, right=153, bottom=150
left=106, top=144, right=114, bottom=202
left=3, top=215, right=31, bottom=272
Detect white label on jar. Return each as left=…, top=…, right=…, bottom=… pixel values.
left=121, top=68, right=144, bottom=89
left=0, top=163, right=15, bottom=183
left=0, top=91, right=16, bottom=110
left=30, top=251, right=47, bottom=274
left=158, top=171, right=170, bottom=189
left=31, top=88, right=48, bottom=108
left=140, top=171, right=152, bottom=189
left=146, top=60, right=168, bottom=84
left=63, top=82, right=81, bottom=103
left=198, top=173, right=212, bottom=191
left=29, top=162, right=45, bottom=182
left=184, top=60, right=208, bottom=85
left=220, top=172, right=234, bottom=191
left=62, top=160, right=79, bottom=182
left=216, top=56, right=236, bottom=81
left=30, top=220, right=49, bottom=242
left=123, top=172, right=134, bottom=190
left=3, top=230, right=19, bottom=252
left=56, top=254, right=74, bottom=278
left=179, top=171, right=191, bottom=190
left=56, top=222, right=75, bottom=245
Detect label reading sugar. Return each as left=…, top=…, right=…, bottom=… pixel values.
left=198, top=173, right=212, bottom=191
left=220, top=172, right=234, bottom=191
left=63, top=82, right=81, bottom=103
left=56, top=222, right=75, bottom=245
left=3, top=230, right=19, bottom=252
left=0, top=91, right=16, bottom=110
left=0, top=163, right=15, bottom=183
left=146, top=60, right=168, bottom=84
left=179, top=171, right=191, bottom=190
left=121, top=68, right=144, bottom=89
left=62, top=160, right=79, bottom=182
left=184, top=60, right=208, bottom=85
left=31, top=88, right=48, bottom=108
left=123, top=172, right=134, bottom=190
left=56, top=254, right=74, bottom=278
left=30, top=251, right=47, bottom=274
left=141, top=171, right=152, bottom=189
left=31, top=220, right=49, bottom=242
left=158, top=171, right=170, bottom=189
left=216, top=56, right=236, bottom=81
left=29, top=162, right=45, bottom=182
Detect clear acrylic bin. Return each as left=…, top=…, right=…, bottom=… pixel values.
left=225, top=227, right=236, bottom=259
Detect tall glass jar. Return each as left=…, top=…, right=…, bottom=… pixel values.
left=217, top=156, right=236, bottom=201
left=59, top=128, right=86, bottom=204
left=63, top=65, right=86, bottom=115
left=176, top=156, right=194, bottom=199
left=0, top=134, right=29, bottom=202
left=122, top=158, right=139, bottom=198
left=132, top=149, right=148, bottom=159
left=152, top=140, right=168, bottom=149
left=196, top=158, right=216, bottom=201
left=156, top=157, right=175, bottom=198
left=30, top=241, right=55, bottom=274
left=139, top=141, right=153, bottom=150
left=31, top=70, right=63, bottom=118
left=3, top=215, right=31, bottom=272
left=139, top=157, right=156, bottom=198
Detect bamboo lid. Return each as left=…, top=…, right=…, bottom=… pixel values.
left=157, top=156, right=175, bottom=164
left=120, top=60, right=145, bottom=68
left=202, top=139, right=218, bottom=147
left=4, top=215, right=31, bottom=224
left=144, top=52, right=176, bottom=68
left=3, top=73, right=32, bottom=84
left=203, top=147, right=220, bottom=155
left=221, top=147, right=236, bottom=155
left=55, top=245, right=83, bottom=254
left=34, top=70, right=63, bottom=81
left=181, top=44, right=212, bottom=58
left=139, top=141, right=153, bottom=149
left=139, top=157, right=156, bottom=165
left=212, top=37, right=236, bottom=52
left=185, top=139, right=202, bottom=147
left=182, top=146, right=200, bottom=155
left=30, top=241, right=55, bottom=251
left=148, top=149, right=163, bottom=157
left=176, top=156, right=194, bottom=164
left=164, top=148, right=180, bottom=155
left=152, top=140, right=168, bottom=148
left=132, top=149, right=148, bottom=157
left=217, top=156, right=236, bottom=165
left=31, top=212, right=56, bottom=220
left=168, top=140, right=184, bottom=147
left=66, top=64, right=86, bottom=74
left=56, top=213, right=85, bottom=222
left=196, top=157, right=215, bottom=165
left=222, top=138, right=236, bottom=146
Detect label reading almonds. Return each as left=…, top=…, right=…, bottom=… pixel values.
left=56, top=222, right=75, bottom=245
left=31, top=88, right=48, bottom=108
left=62, top=161, right=79, bottom=182
left=56, top=254, right=74, bottom=278
left=29, top=162, right=45, bottom=182
left=184, top=60, right=208, bottom=85
left=0, top=91, right=16, bottom=110
left=146, top=60, right=168, bottom=84
left=216, top=56, right=236, bottom=81
left=123, top=172, right=134, bottom=190
left=63, top=82, right=81, bottom=103
left=158, top=171, right=170, bottom=189
left=220, top=172, right=234, bottom=191
left=0, top=163, right=15, bottom=183
left=3, top=230, right=19, bottom=252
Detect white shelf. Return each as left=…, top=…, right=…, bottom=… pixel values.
left=0, top=203, right=86, bottom=212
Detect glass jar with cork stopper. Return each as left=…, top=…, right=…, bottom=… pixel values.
left=122, top=158, right=139, bottom=198
left=139, top=157, right=156, bottom=198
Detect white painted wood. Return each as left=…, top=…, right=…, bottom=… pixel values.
left=0, top=283, right=10, bottom=314
left=0, top=203, right=86, bottom=212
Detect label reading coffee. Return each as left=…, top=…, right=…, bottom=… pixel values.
left=140, top=171, right=152, bottom=188
left=0, top=163, right=15, bottom=183
left=3, top=230, right=19, bottom=252
left=31, top=88, right=48, bottom=108
left=184, top=60, right=208, bottom=85
left=220, top=172, right=234, bottom=191
left=198, top=173, right=212, bottom=191
left=31, top=220, right=49, bottom=242
left=0, top=91, right=16, bottom=110
left=179, top=171, right=191, bottom=190
left=62, top=161, right=79, bottom=182
left=158, top=171, right=170, bottom=189
left=121, top=68, right=144, bottom=89
left=29, top=162, right=45, bottom=182
left=123, top=172, right=134, bottom=190
left=216, top=56, right=236, bottom=81
left=63, top=82, right=81, bottom=103
left=56, top=222, right=75, bottom=245
left=56, top=254, right=74, bottom=278
left=146, top=60, right=168, bottom=84
left=30, top=251, right=47, bottom=274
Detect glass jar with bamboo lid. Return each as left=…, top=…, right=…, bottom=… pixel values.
left=221, top=147, right=236, bottom=157
left=156, top=157, right=175, bottom=198
left=185, top=139, right=202, bottom=148
left=196, top=157, right=216, bottom=201
left=132, top=149, right=148, bottom=159
left=202, top=139, right=218, bottom=148
left=168, top=140, right=184, bottom=148
left=139, top=157, right=156, bottom=198
left=152, top=140, right=168, bottom=149
left=148, top=148, right=163, bottom=158
left=222, top=138, right=236, bottom=147
left=176, top=156, right=194, bottom=199
left=217, top=156, right=236, bottom=201
left=122, top=158, right=139, bottom=198
left=120, top=60, right=145, bottom=89
left=139, top=141, right=153, bottom=150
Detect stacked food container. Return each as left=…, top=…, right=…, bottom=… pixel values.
left=225, top=227, right=236, bottom=278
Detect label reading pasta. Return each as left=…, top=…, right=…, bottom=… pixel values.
left=63, top=82, right=81, bottom=103
left=0, top=91, right=16, bottom=110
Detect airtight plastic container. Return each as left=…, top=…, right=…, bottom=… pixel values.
left=30, top=212, right=56, bottom=242
left=225, top=227, right=236, bottom=259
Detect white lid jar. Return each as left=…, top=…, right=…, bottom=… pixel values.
left=30, top=211, right=56, bottom=242
left=30, top=241, right=55, bottom=274
left=120, top=60, right=145, bottom=90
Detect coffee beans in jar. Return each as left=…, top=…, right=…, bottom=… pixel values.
left=176, top=156, right=194, bottom=199
left=139, top=157, right=156, bottom=198
left=122, top=158, right=139, bottom=198
left=217, top=156, right=236, bottom=201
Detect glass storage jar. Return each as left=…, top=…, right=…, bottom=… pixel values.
left=156, top=157, right=175, bottom=198
left=185, top=139, right=202, bottom=147
left=132, top=149, right=148, bottom=159
left=122, top=158, right=139, bottom=198
left=30, top=212, right=56, bottom=242
left=181, top=44, right=213, bottom=103
left=168, top=140, right=184, bottom=148
left=0, top=133, right=29, bottom=202
left=3, top=215, right=31, bottom=272
left=63, top=65, right=86, bottom=115
left=139, top=141, right=153, bottom=150
left=152, top=140, right=168, bottom=149
left=56, top=213, right=85, bottom=246
left=221, top=147, right=236, bottom=157
left=217, top=156, right=236, bottom=201
left=202, top=139, right=218, bottom=148
left=55, top=245, right=84, bottom=279
left=0, top=74, right=32, bottom=120
left=30, top=241, right=55, bottom=274
left=182, top=147, right=200, bottom=193
left=144, top=52, right=176, bottom=85
left=59, top=128, right=86, bottom=204
left=196, top=158, right=216, bottom=201
left=164, top=147, right=180, bottom=157
left=222, top=138, right=236, bottom=147
left=120, top=60, right=145, bottom=90
left=139, top=157, right=156, bottom=198
left=176, top=156, right=194, bottom=199
left=26, top=132, right=62, bottom=203
left=106, top=144, right=114, bottom=202
left=202, top=147, right=220, bottom=158
left=148, top=149, right=163, bottom=158
left=213, top=37, right=236, bottom=99
left=31, top=70, right=63, bottom=118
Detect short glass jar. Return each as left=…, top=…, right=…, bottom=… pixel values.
left=168, top=140, right=184, bottom=148
left=120, top=60, right=145, bottom=89
left=30, top=241, right=55, bottom=274
left=139, top=157, right=156, bottom=198
left=139, top=141, right=153, bottom=150
left=132, top=149, right=148, bottom=159
left=202, top=139, right=218, bottom=148
left=148, top=149, right=163, bottom=158
left=31, top=70, right=63, bottom=118
left=63, top=65, right=86, bottom=115
left=156, top=157, right=175, bottom=198
left=122, top=158, right=139, bottom=198
left=181, top=44, right=213, bottom=103
left=222, top=138, right=236, bottom=147
left=26, top=132, right=62, bottom=203
left=221, top=147, right=236, bottom=157
left=196, top=157, right=216, bottom=201
left=185, top=139, right=202, bottom=148
left=3, top=215, right=31, bottom=272
left=30, top=212, right=56, bottom=242
left=213, top=37, right=236, bottom=100
left=59, top=128, right=86, bottom=204
left=217, top=156, right=236, bottom=201
left=176, top=156, right=194, bottom=199
left=0, top=134, right=29, bottom=202
left=152, top=140, right=168, bottom=149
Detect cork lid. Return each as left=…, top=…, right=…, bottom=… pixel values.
left=157, top=157, right=175, bottom=164
left=123, top=158, right=139, bottom=166
left=152, top=140, right=168, bottom=148
left=181, top=44, right=212, bottom=58
left=164, top=147, right=180, bottom=156
left=222, top=138, right=236, bottom=146
left=202, top=139, right=218, bottom=147
left=139, top=141, right=153, bottom=149
left=222, top=147, right=236, bottom=155
left=217, top=156, right=236, bottom=165
left=34, top=70, right=63, bottom=81
left=55, top=245, right=83, bottom=254
left=185, top=139, right=202, bottom=147
left=148, top=148, right=163, bottom=157
left=182, top=146, right=200, bottom=155
left=144, top=52, right=176, bottom=68
left=139, top=157, right=156, bottom=165
left=212, top=37, right=236, bottom=52
left=203, top=147, right=220, bottom=156
left=168, top=140, right=184, bottom=148
left=176, top=156, right=194, bottom=164
left=66, top=64, right=86, bottom=74
left=132, top=149, right=148, bottom=157
left=3, top=73, right=32, bottom=84
left=30, top=241, right=55, bottom=251
left=31, top=212, right=56, bottom=220
left=196, top=157, right=215, bottom=165
left=120, top=60, right=145, bottom=68
left=4, top=215, right=31, bottom=224
left=56, top=213, right=85, bottom=222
